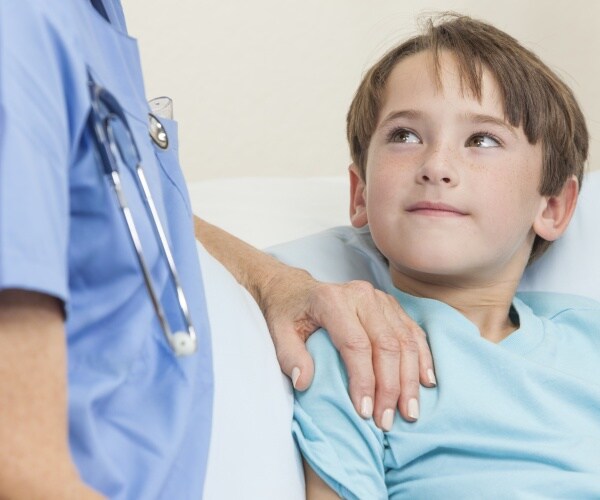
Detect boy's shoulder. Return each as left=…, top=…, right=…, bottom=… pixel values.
left=305, top=328, right=346, bottom=378
left=516, top=291, right=600, bottom=320
left=516, top=292, right=600, bottom=380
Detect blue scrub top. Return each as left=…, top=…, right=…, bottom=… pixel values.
left=0, top=1, right=214, bottom=498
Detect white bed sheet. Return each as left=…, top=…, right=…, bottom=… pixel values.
left=198, top=242, right=304, bottom=499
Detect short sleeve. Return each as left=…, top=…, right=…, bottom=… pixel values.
left=293, top=329, right=388, bottom=500
left=0, top=1, right=74, bottom=301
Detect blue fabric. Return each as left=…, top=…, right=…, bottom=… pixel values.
left=0, top=1, right=213, bottom=498
left=294, top=288, right=600, bottom=499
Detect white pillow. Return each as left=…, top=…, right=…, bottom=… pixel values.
left=519, top=170, right=600, bottom=300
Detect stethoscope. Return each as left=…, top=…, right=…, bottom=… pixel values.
left=87, top=74, right=197, bottom=357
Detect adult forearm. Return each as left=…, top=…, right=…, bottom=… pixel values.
left=0, top=475, right=104, bottom=500
left=193, top=215, right=312, bottom=308
left=0, top=290, right=105, bottom=500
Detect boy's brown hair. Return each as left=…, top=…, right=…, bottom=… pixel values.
left=347, top=13, right=588, bottom=261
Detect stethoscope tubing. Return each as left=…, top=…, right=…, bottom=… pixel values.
left=107, top=165, right=174, bottom=342
left=88, top=75, right=197, bottom=356
left=130, top=156, right=197, bottom=350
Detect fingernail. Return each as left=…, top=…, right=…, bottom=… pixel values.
left=291, top=367, right=301, bottom=389
left=427, top=368, right=437, bottom=386
left=408, top=398, right=420, bottom=420
left=360, top=396, right=373, bottom=419
left=382, top=408, right=395, bottom=431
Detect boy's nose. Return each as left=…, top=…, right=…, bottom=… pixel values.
left=420, top=172, right=454, bottom=184
left=416, top=147, right=459, bottom=186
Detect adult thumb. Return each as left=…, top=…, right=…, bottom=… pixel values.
left=274, top=330, right=315, bottom=392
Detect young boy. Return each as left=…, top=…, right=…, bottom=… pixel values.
left=284, top=13, right=600, bottom=499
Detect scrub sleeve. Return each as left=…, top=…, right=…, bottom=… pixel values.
left=0, top=0, right=71, bottom=301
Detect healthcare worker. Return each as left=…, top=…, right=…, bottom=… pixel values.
left=0, top=1, right=435, bottom=498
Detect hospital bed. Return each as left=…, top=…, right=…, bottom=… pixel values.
left=188, top=172, right=600, bottom=499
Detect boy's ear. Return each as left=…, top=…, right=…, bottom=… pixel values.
left=533, top=175, right=579, bottom=241
left=349, top=164, right=368, bottom=228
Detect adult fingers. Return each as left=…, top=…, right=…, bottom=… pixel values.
left=315, top=282, right=378, bottom=420
left=306, top=280, right=437, bottom=426
left=336, top=325, right=377, bottom=420
left=340, top=286, right=436, bottom=428
left=360, top=291, right=407, bottom=429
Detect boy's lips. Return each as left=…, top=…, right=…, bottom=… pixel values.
left=406, top=201, right=468, bottom=216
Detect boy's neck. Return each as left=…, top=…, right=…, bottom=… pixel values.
left=391, top=269, right=523, bottom=343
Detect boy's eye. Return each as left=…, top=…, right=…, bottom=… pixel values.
left=388, top=128, right=421, bottom=144
left=466, top=134, right=501, bottom=148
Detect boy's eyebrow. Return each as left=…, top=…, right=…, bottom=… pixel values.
left=464, top=113, right=518, bottom=139
left=379, top=110, right=422, bottom=126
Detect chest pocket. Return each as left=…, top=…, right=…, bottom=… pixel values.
left=149, top=115, right=193, bottom=218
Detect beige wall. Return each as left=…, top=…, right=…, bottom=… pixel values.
left=124, top=0, right=599, bottom=181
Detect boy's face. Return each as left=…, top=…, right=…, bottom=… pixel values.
left=350, top=50, right=549, bottom=287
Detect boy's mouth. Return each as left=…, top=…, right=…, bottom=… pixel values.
left=406, top=201, right=467, bottom=217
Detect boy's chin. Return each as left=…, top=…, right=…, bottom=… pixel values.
left=389, top=256, right=481, bottom=287
left=390, top=251, right=466, bottom=275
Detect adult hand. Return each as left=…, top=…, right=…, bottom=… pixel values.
left=260, top=266, right=436, bottom=429
left=194, top=216, right=436, bottom=428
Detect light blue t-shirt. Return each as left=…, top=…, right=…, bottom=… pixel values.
left=0, top=1, right=213, bottom=498
left=293, top=287, right=600, bottom=499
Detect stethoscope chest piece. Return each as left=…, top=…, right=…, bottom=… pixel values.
left=149, top=113, right=168, bottom=149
